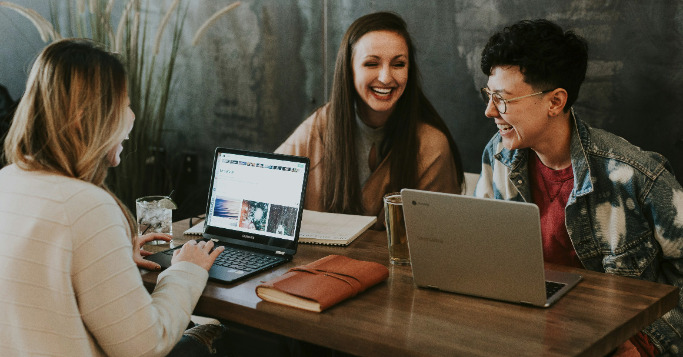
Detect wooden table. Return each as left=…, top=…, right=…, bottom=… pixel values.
left=142, top=219, right=679, bottom=356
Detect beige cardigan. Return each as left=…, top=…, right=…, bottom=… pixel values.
left=276, top=105, right=461, bottom=227
left=0, top=165, right=207, bottom=357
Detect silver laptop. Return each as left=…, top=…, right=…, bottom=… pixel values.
left=401, top=189, right=581, bottom=307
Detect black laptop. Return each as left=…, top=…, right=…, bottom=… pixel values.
left=144, top=147, right=309, bottom=284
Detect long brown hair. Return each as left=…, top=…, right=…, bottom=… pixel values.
left=323, top=12, right=464, bottom=214
left=4, top=38, right=137, bottom=239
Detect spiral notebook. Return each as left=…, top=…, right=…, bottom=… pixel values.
left=185, top=210, right=376, bottom=246
left=184, top=220, right=206, bottom=235
left=297, top=210, right=376, bottom=246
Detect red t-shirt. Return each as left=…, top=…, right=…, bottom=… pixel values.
left=528, top=153, right=657, bottom=356
left=528, top=152, right=582, bottom=268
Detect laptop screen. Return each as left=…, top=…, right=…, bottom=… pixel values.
left=203, top=148, right=309, bottom=253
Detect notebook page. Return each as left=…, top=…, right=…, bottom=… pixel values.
left=299, top=210, right=376, bottom=244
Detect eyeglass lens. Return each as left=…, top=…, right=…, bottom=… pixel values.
left=480, top=89, right=505, bottom=113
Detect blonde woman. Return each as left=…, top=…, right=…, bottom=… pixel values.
left=0, top=39, right=226, bottom=356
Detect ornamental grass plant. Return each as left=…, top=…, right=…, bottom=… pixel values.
left=0, top=0, right=240, bottom=209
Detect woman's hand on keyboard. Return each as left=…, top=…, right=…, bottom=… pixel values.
left=172, top=239, right=225, bottom=271
left=134, top=233, right=172, bottom=270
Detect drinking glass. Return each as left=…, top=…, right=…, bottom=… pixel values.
left=383, top=192, right=410, bottom=265
left=136, top=195, right=174, bottom=244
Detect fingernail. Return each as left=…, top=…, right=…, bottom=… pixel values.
left=155, top=265, right=161, bottom=270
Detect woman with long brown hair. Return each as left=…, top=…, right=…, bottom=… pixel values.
left=277, top=12, right=464, bottom=225
left=0, top=38, right=226, bottom=356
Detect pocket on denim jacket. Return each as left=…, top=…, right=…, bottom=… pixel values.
left=602, top=232, right=659, bottom=278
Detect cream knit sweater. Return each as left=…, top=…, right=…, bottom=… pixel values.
left=0, top=164, right=208, bottom=356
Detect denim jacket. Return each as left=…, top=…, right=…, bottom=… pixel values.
left=474, top=111, right=683, bottom=355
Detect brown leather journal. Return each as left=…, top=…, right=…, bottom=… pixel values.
left=255, top=254, right=389, bottom=312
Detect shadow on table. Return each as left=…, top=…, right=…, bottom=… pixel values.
left=224, top=320, right=355, bottom=357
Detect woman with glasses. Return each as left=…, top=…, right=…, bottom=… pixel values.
left=476, top=19, right=683, bottom=356
left=276, top=12, right=464, bottom=226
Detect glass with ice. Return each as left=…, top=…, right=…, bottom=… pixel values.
left=135, top=196, right=176, bottom=244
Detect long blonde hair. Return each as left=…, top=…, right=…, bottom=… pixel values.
left=4, top=38, right=137, bottom=239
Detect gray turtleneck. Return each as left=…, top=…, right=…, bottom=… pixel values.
left=355, top=114, right=386, bottom=186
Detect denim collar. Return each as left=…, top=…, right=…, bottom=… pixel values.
left=568, top=109, right=594, bottom=199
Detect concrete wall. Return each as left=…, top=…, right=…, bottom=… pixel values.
left=2, top=0, right=683, bottom=214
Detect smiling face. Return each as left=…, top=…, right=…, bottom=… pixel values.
left=484, top=65, right=554, bottom=152
left=352, top=30, right=409, bottom=127
left=107, top=96, right=135, bottom=167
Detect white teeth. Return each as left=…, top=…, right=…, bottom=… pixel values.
left=497, top=124, right=513, bottom=133
left=373, top=88, right=391, bottom=95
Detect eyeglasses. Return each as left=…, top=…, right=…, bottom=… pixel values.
left=480, top=88, right=553, bottom=114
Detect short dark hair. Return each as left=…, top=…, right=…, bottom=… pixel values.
left=481, top=19, right=588, bottom=112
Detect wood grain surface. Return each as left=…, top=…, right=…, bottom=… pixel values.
left=142, top=219, right=678, bottom=357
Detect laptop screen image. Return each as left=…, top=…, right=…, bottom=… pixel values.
left=203, top=148, right=309, bottom=254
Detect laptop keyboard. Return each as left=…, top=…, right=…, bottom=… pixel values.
left=213, top=247, right=280, bottom=273
left=545, top=281, right=566, bottom=299
left=161, top=245, right=281, bottom=274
